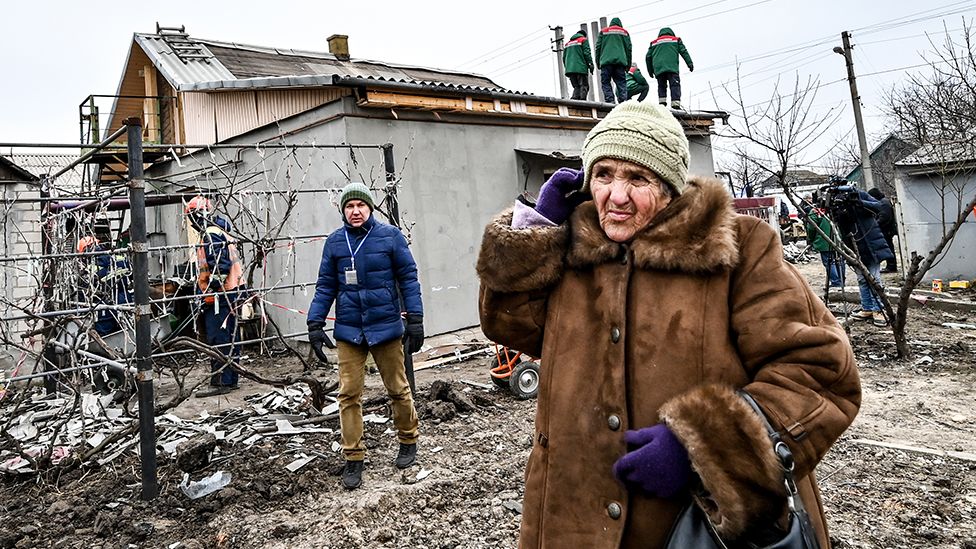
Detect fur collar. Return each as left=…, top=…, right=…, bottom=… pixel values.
left=567, top=176, right=740, bottom=273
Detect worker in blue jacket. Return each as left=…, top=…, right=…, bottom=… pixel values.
left=185, top=196, right=246, bottom=397
left=77, top=236, right=132, bottom=336
left=307, top=182, right=425, bottom=490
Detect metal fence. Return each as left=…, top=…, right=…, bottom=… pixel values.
left=0, top=123, right=406, bottom=498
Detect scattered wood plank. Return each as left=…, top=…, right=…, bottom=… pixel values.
left=851, top=438, right=976, bottom=462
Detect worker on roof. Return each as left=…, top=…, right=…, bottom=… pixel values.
left=595, top=17, right=632, bottom=104
left=563, top=28, right=594, bottom=100
left=185, top=196, right=245, bottom=398
left=646, top=27, right=694, bottom=110
left=307, top=182, right=425, bottom=490
left=626, top=62, right=650, bottom=102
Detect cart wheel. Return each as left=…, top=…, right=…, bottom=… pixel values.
left=509, top=361, right=540, bottom=400
left=488, top=353, right=520, bottom=389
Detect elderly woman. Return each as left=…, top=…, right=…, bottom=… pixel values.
left=476, top=101, right=860, bottom=548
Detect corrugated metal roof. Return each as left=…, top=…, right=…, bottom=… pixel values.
left=134, top=32, right=512, bottom=94
left=4, top=154, right=87, bottom=191
left=897, top=141, right=976, bottom=167
left=134, top=34, right=236, bottom=88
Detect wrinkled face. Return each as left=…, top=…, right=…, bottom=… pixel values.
left=590, top=158, right=673, bottom=243
left=344, top=199, right=371, bottom=228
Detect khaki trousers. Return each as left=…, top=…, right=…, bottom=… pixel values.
left=337, top=338, right=419, bottom=461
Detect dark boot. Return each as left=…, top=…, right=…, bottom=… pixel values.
left=342, top=459, right=364, bottom=489
left=195, top=384, right=237, bottom=398
left=395, top=443, right=417, bottom=469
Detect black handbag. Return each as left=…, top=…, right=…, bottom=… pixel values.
left=664, top=391, right=821, bottom=549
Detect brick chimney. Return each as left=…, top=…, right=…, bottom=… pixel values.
left=327, top=34, right=350, bottom=61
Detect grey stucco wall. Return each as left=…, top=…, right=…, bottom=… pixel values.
left=145, top=99, right=719, bottom=339
left=895, top=168, right=976, bottom=281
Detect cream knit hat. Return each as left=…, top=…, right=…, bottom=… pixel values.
left=581, top=100, right=690, bottom=195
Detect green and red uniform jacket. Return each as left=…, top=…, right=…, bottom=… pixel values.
left=646, top=27, right=694, bottom=76
left=595, top=17, right=632, bottom=68
left=563, top=31, right=593, bottom=75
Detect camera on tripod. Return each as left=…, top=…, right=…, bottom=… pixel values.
left=817, top=177, right=861, bottom=219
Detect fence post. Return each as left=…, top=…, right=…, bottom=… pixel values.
left=381, top=143, right=416, bottom=394
left=126, top=117, right=158, bottom=500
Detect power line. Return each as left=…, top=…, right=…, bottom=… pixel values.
left=457, top=26, right=550, bottom=70
left=695, top=0, right=975, bottom=76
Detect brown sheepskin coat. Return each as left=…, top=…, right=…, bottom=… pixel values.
left=476, top=177, right=860, bottom=548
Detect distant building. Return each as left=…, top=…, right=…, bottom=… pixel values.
left=846, top=134, right=918, bottom=198
left=893, top=142, right=976, bottom=281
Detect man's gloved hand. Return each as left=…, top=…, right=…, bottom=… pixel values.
left=612, top=423, right=692, bottom=498
left=403, top=314, right=425, bottom=354
left=535, top=167, right=587, bottom=224
left=308, top=323, right=335, bottom=364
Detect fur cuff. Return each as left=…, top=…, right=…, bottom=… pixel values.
left=476, top=207, right=568, bottom=292
left=659, top=384, right=787, bottom=540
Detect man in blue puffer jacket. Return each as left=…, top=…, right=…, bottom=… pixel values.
left=307, top=182, right=424, bottom=490
left=828, top=182, right=893, bottom=327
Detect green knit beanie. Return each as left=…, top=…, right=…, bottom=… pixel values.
left=339, top=182, right=375, bottom=211
left=581, top=100, right=689, bottom=195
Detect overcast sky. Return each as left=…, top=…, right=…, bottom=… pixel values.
left=2, top=0, right=974, bottom=173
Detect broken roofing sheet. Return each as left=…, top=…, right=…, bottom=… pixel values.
left=0, top=385, right=355, bottom=475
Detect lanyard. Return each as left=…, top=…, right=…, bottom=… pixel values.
left=344, top=227, right=372, bottom=268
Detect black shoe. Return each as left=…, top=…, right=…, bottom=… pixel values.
left=195, top=385, right=236, bottom=398
left=395, top=443, right=417, bottom=469
left=342, top=460, right=363, bottom=489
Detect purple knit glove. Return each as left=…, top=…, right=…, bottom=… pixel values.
left=613, top=424, right=692, bottom=498
left=535, top=168, right=586, bottom=224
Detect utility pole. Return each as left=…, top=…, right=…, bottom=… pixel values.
left=551, top=26, right=568, bottom=99
left=834, top=31, right=875, bottom=190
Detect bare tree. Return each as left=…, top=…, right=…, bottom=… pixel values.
left=714, top=67, right=902, bottom=350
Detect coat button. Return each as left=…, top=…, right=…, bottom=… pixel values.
left=610, top=327, right=620, bottom=343
left=608, top=414, right=621, bottom=431
left=607, top=502, right=622, bottom=519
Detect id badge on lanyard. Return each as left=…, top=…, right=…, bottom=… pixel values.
left=344, top=264, right=359, bottom=285
left=344, top=227, right=371, bottom=286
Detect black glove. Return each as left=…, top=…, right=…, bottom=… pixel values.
left=308, top=323, right=335, bottom=363
left=403, top=314, right=425, bottom=354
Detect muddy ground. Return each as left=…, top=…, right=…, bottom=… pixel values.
left=1, top=261, right=975, bottom=549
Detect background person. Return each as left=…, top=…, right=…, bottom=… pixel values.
left=825, top=182, right=893, bottom=327
left=626, top=62, right=650, bottom=101
left=646, top=26, right=694, bottom=109
left=307, top=182, right=425, bottom=490
left=563, top=28, right=593, bottom=100
left=477, top=101, right=859, bottom=548
left=185, top=196, right=245, bottom=397
left=867, top=187, right=898, bottom=272
left=595, top=17, right=632, bottom=104
left=802, top=193, right=844, bottom=288
left=76, top=236, right=132, bottom=337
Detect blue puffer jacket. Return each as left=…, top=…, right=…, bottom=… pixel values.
left=837, top=191, right=894, bottom=265
left=307, top=215, right=423, bottom=346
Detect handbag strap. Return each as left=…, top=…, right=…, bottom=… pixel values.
left=736, top=390, right=801, bottom=511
